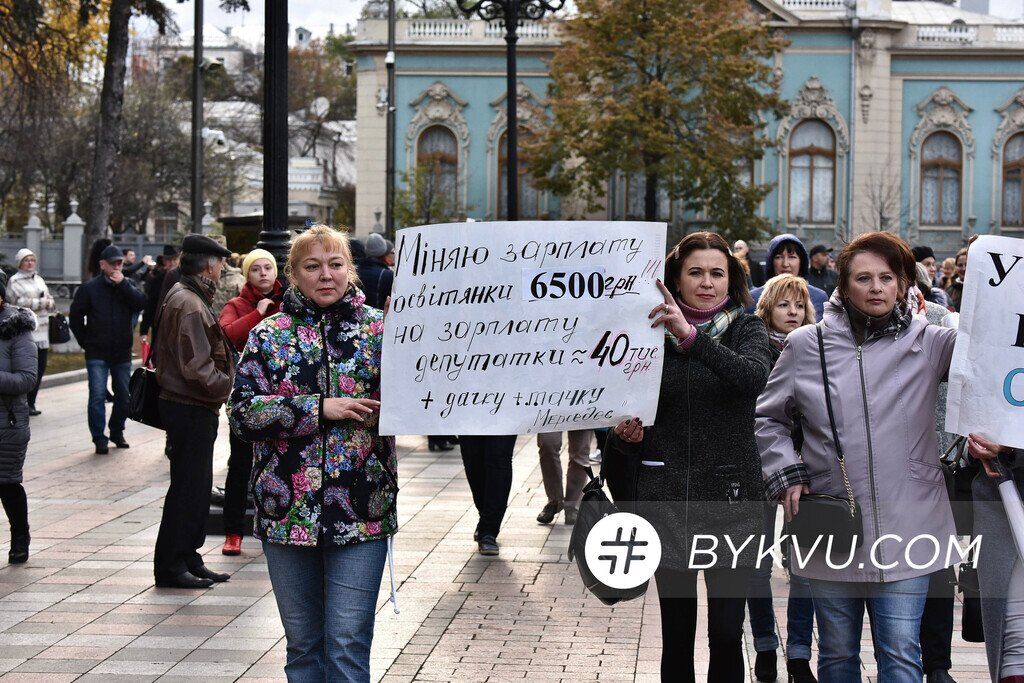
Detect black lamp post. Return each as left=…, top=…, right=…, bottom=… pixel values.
left=455, top=0, right=564, bottom=221
left=258, top=0, right=292, bottom=274
left=190, top=1, right=204, bottom=232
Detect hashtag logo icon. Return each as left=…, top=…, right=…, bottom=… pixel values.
left=598, top=526, right=648, bottom=575
left=584, top=513, right=661, bottom=589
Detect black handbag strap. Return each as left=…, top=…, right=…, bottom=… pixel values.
left=816, top=324, right=843, bottom=462
left=817, top=323, right=857, bottom=512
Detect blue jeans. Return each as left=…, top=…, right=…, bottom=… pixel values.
left=786, top=573, right=814, bottom=660
left=809, top=574, right=930, bottom=682
left=263, top=539, right=388, bottom=682
left=747, top=503, right=780, bottom=652
left=85, top=359, right=131, bottom=445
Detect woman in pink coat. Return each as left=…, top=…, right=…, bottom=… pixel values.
left=757, top=231, right=957, bottom=681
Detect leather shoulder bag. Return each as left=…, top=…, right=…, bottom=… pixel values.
left=787, top=324, right=864, bottom=549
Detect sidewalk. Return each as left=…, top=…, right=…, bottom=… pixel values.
left=0, top=380, right=990, bottom=681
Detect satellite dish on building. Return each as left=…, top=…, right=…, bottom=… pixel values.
left=310, top=97, right=330, bottom=119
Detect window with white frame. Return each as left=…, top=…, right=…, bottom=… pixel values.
left=920, top=131, right=962, bottom=226
left=1003, top=132, right=1024, bottom=227
left=788, top=120, right=835, bottom=224
left=497, top=128, right=540, bottom=219
left=416, top=125, right=458, bottom=210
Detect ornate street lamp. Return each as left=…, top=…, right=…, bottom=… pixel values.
left=455, top=0, right=565, bottom=221
left=258, top=0, right=292, bottom=274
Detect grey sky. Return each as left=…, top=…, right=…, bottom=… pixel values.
left=160, top=0, right=366, bottom=40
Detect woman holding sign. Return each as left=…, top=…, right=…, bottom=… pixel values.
left=229, top=225, right=397, bottom=681
left=609, top=231, right=773, bottom=682
left=757, top=232, right=958, bottom=682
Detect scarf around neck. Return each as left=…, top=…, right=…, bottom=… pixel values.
left=672, top=296, right=742, bottom=342
left=768, top=327, right=789, bottom=350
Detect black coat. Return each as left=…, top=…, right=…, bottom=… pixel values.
left=0, top=306, right=37, bottom=484
left=607, top=313, right=772, bottom=571
left=69, top=275, right=146, bottom=362
left=355, top=258, right=393, bottom=310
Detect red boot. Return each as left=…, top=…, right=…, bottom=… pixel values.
left=222, top=533, right=242, bottom=556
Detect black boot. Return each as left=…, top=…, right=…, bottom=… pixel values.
left=787, top=658, right=816, bottom=683
left=755, top=650, right=778, bottom=681
left=8, top=530, right=29, bottom=564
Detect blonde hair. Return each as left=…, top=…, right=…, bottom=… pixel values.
left=286, top=224, right=361, bottom=288
left=755, top=274, right=816, bottom=330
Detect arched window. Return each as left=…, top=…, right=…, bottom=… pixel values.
left=498, top=128, right=539, bottom=219
left=920, top=131, right=962, bottom=226
left=788, top=120, right=835, bottom=224
left=416, top=125, right=458, bottom=210
left=1003, top=132, right=1024, bottom=227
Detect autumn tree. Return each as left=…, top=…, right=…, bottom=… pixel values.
left=79, top=0, right=249, bottom=244
left=528, top=0, right=788, bottom=241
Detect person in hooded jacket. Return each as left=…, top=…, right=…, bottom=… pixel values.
left=748, top=234, right=829, bottom=320
left=757, top=231, right=958, bottom=681
left=218, top=248, right=283, bottom=556
left=7, top=249, right=54, bottom=416
left=608, top=231, right=772, bottom=682
left=0, top=276, right=37, bottom=564
left=747, top=274, right=818, bottom=683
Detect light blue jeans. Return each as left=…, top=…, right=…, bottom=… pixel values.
left=809, top=574, right=930, bottom=682
left=263, top=539, right=388, bottom=682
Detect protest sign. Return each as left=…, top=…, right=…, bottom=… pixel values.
left=379, top=221, right=667, bottom=436
left=946, top=235, right=1024, bottom=449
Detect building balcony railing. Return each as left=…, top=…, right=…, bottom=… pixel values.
left=358, top=18, right=559, bottom=44
left=899, top=23, right=1024, bottom=47
left=782, top=0, right=847, bottom=10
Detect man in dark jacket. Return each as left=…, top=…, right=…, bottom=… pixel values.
left=748, top=234, right=829, bottom=319
left=69, top=245, right=146, bottom=454
left=356, top=232, right=394, bottom=310
left=807, top=244, right=838, bottom=296
left=139, top=245, right=178, bottom=342
left=153, top=234, right=235, bottom=589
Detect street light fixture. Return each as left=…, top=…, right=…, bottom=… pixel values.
left=455, top=0, right=565, bottom=221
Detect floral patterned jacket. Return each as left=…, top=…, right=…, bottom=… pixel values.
left=228, top=286, right=397, bottom=547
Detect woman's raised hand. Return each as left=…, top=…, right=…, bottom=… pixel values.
left=323, top=397, right=381, bottom=422
left=649, top=279, right=692, bottom=340
left=614, top=417, right=644, bottom=444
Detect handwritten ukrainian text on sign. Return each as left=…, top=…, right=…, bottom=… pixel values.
left=946, top=235, right=1024, bottom=449
left=379, top=221, right=667, bottom=436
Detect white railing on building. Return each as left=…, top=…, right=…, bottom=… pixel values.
left=406, top=19, right=471, bottom=39
left=483, top=19, right=550, bottom=39
left=995, top=25, right=1024, bottom=42
left=916, top=24, right=978, bottom=44
left=782, top=0, right=847, bottom=10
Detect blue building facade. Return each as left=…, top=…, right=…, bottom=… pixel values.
left=354, top=1, right=1024, bottom=256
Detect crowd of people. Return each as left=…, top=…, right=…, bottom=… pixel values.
left=0, top=222, right=1021, bottom=683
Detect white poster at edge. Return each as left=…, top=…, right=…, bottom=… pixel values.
left=379, top=221, right=667, bottom=436
left=945, top=234, right=1024, bottom=449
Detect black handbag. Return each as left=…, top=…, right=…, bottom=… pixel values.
left=128, top=305, right=164, bottom=430
left=568, top=460, right=648, bottom=605
left=787, top=324, right=864, bottom=550
left=48, top=312, right=70, bottom=345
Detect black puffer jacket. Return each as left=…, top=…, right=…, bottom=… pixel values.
left=607, top=312, right=772, bottom=571
left=0, top=306, right=38, bottom=484
left=69, top=275, right=146, bottom=362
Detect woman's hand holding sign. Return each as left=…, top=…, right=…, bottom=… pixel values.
left=614, top=417, right=644, bottom=444
left=649, top=279, right=692, bottom=340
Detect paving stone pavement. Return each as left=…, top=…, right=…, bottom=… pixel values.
left=0, top=380, right=991, bottom=682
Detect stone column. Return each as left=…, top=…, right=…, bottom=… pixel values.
left=201, top=201, right=215, bottom=235
left=62, top=199, right=85, bottom=282
left=23, top=201, right=43, bottom=260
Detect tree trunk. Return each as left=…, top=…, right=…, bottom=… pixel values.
left=86, top=0, right=133, bottom=243
left=644, top=170, right=659, bottom=222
